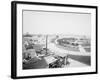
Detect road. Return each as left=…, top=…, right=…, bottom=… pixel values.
left=47, top=42, right=90, bottom=66
left=48, top=42, right=90, bottom=57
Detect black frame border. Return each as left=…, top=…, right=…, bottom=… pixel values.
left=11, top=1, right=98, bottom=79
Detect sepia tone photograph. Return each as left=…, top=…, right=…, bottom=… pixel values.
left=22, top=10, right=91, bottom=70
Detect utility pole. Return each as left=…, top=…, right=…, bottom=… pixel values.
left=46, top=35, right=48, bottom=54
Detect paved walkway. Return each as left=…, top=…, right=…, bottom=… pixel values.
left=65, top=58, right=89, bottom=67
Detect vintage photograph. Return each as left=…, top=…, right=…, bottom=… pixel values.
left=22, top=10, right=91, bottom=70
left=11, top=1, right=97, bottom=79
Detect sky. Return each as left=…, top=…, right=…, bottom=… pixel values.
left=23, top=10, right=91, bottom=36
